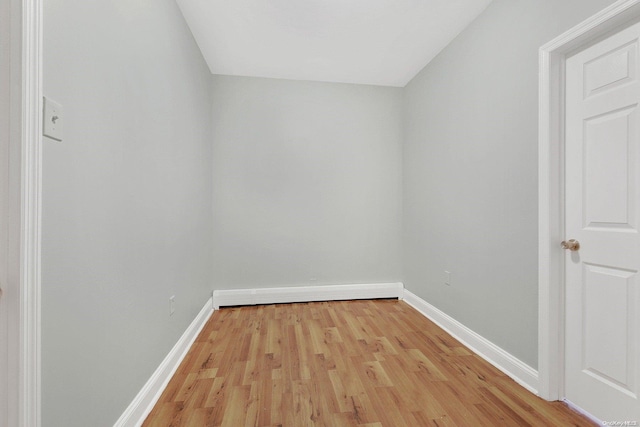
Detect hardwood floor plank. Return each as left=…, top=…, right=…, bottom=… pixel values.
left=362, top=360, right=393, bottom=387
left=328, top=369, right=351, bottom=414
left=143, top=300, right=596, bottom=427
left=219, top=385, right=249, bottom=427
left=203, top=376, right=226, bottom=408
left=371, top=386, right=419, bottom=426
left=244, top=381, right=261, bottom=427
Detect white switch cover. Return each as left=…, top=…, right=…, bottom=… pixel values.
left=43, top=97, right=63, bottom=141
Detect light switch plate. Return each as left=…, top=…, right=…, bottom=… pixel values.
left=43, top=96, right=63, bottom=141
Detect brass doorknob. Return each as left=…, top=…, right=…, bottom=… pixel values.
left=561, top=239, right=580, bottom=251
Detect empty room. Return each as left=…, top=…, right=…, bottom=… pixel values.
left=2, top=0, right=639, bottom=425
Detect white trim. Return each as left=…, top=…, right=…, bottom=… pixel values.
left=402, top=290, right=539, bottom=395
left=563, top=399, right=602, bottom=425
left=538, top=0, right=640, bottom=402
left=114, top=298, right=214, bottom=427
left=19, top=0, right=43, bottom=425
left=212, top=282, right=404, bottom=309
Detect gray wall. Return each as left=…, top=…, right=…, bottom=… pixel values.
left=42, top=1, right=213, bottom=425
left=0, top=0, right=7, bottom=419
left=0, top=1, right=23, bottom=425
left=403, top=0, right=616, bottom=368
left=211, top=75, right=403, bottom=289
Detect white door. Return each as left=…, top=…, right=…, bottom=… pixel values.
left=565, top=21, right=640, bottom=421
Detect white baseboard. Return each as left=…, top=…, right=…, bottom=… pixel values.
left=114, top=298, right=214, bottom=427
left=402, top=290, right=539, bottom=395
left=563, top=399, right=602, bottom=425
left=212, top=282, right=404, bottom=309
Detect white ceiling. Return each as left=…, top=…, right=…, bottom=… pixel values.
left=175, top=0, right=493, bottom=87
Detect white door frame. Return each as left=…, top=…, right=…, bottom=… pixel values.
left=6, top=0, right=43, bottom=425
left=538, top=0, right=640, bottom=402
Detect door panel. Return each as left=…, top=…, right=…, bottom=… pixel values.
left=583, top=263, right=635, bottom=394
left=584, top=106, right=636, bottom=228
left=565, top=21, right=640, bottom=421
left=584, top=41, right=636, bottom=98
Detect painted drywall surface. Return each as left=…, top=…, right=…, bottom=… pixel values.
left=41, top=1, right=212, bottom=425
left=0, top=3, right=10, bottom=420
left=0, top=0, right=7, bottom=418
left=403, top=0, right=617, bottom=368
left=0, top=0, right=21, bottom=424
left=211, top=75, right=402, bottom=289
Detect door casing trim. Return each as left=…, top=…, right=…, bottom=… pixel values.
left=538, top=0, right=640, bottom=401
left=12, top=0, right=43, bottom=425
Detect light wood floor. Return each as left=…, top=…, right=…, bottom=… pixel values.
left=143, top=299, right=595, bottom=426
